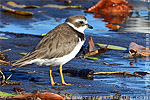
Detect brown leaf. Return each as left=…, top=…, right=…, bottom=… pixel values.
left=87, top=0, right=132, bottom=13
left=88, top=36, right=95, bottom=52
left=7, top=1, right=26, bottom=8
left=23, top=5, right=40, bottom=8
left=84, top=49, right=99, bottom=57
left=38, top=92, right=64, bottom=99
left=106, top=24, right=122, bottom=29
left=12, top=92, right=64, bottom=99
left=1, top=4, right=33, bottom=16
left=129, top=42, right=150, bottom=57
left=6, top=1, right=40, bottom=8
left=12, top=93, right=35, bottom=99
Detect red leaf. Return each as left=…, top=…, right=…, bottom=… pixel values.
left=12, top=92, right=64, bottom=100
left=87, top=0, right=132, bottom=13
left=39, top=92, right=64, bottom=99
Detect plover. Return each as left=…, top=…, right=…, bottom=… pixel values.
left=12, top=15, right=93, bottom=86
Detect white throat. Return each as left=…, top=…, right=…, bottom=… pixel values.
left=66, top=22, right=86, bottom=34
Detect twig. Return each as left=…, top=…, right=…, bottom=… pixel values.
left=0, top=60, right=10, bottom=65
left=93, top=71, right=140, bottom=77
left=0, top=69, right=20, bottom=86
left=0, top=69, right=6, bottom=83
left=0, top=49, right=11, bottom=54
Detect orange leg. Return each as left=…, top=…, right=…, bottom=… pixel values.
left=49, top=66, right=56, bottom=86
left=59, top=64, right=72, bottom=85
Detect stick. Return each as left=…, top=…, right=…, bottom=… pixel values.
left=93, top=71, right=139, bottom=77
left=0, top=49, right=11, bottom=54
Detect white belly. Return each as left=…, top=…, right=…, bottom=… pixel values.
left=29, top=40, right=85, bottom=66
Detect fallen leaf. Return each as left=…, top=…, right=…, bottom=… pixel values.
left=0, top=91, right=17, bottom=97
left=87, top=0, right=133, bottom=13
left=7, top=1, right=40, bottom=8
left=7, top=1, right=26, bottom=8
left=88, top=36, right=95, bottom=52
left=23, top=5, right=40, bottom=8
left=1, top=4, right=33, bottom=16
left=43, top=4, right=82, bottom=9
left=19, top=52, right=27, bottom=56
left=84, top=49, right=99, bottom=57
left=96, top=43, right=127, bottom=51
left=84, top=57, right=100, bottom=60
left=12, top=92, right=64, bottom=99
left=12, top=93, right=35, bottom=99
left=38, top=92, right=64, bottom=99
left=129, top=42, right=150, bottom=57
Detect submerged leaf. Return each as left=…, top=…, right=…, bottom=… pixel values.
left=1, top=4, right=33, bottom=16
left=96, top=43, right=127, bottom=51
left=19, top=52, right=27, bottom=56
left=7, top=1, right=40, bottom=8
left=23, top=5, right=40, bottom=8
left=7, top=1, right=26, bottom=8
left=84, top=57, right=100, bottom=60
left=43, top=4, right=82, bottom=9
left=14, top=10, right=33, bottom=16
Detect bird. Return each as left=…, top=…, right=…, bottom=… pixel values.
left=11, top=15, right=93, bottom=86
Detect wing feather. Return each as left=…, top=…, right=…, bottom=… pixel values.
left=12, top=23, right=82, bottom=68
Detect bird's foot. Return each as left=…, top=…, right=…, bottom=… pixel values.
left=51, top=82, right=59, bottom=86
left=62, top=82, right=72, bottom=86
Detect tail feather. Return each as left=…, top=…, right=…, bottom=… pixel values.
left=11, top=52, right=35, bottom=70
left=11, top=60, right=29, bottom=69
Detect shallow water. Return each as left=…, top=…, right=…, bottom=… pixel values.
left=0, top=0, right=150, bottom=99
left=0, top=0, right=149, bottom=35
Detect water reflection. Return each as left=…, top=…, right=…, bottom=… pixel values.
left=89, top=0, right=150, bottom=33
left=119, top=9, right=150, bottom=33
left=94, top=12, right=133, bottom=30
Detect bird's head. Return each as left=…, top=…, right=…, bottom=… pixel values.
left=65, top=15, right=93, bottom=33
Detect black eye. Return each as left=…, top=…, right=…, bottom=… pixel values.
left=79, top=21, right=83, bottom=24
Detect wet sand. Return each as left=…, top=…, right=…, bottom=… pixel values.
left=0, top=0, right=149, bottom=99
